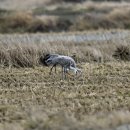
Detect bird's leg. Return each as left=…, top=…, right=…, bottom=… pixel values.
left=49, top=66, right=53, bottom=75
left=61, top=66, right=64, bottom=80
left=66, top=71, right=73, bottom=77
left=64, top=67, right=67, bottom=79
left=55, top=65, right=57, bottom=74
left=65, top=68, right=71, bottom=76
left=49, top=64, right=56, bottom=75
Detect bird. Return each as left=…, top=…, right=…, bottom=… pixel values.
left=41, top=54, right=81, bottom=79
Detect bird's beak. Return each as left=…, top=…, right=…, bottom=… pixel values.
left=76, top=69, right=82, bottom=76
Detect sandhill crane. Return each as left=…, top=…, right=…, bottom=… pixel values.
left=41, top=54, right=81, bottom=79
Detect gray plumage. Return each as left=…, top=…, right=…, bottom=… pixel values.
left=42, top=54, right=81, bottom=79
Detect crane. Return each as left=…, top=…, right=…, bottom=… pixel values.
left=41, top=54, right=81, bottom=79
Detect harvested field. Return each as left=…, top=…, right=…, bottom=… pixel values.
left=0, top=62, right=130, bottom=130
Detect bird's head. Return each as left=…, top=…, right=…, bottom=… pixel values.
left=69, top=66, right=82, bottom=76
left=75, top=68, right=82, bottom=75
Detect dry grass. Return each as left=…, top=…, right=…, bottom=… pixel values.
left=0, top=0, right=51, bottom=10
left=70, top=3, right=130, bottom=30
left=0, top=11, right=73, bottom=33
left=0, top=12, right=52, bottom=33
left=0, top=30, right=130, bottom=67
left=34, top=2, right=130, bottom=31
left=1, top=2, right=130, bottom=33
left=0, top=0, right=129, bottom=11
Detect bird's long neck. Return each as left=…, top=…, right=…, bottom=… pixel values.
left=70, top=66, right=77, bottom=74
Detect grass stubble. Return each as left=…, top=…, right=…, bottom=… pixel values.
left=0, top=62, right=130, bottom=130
left=0, top=31, right=130, bottom=130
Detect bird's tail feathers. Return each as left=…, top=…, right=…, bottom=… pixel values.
left=43, top=54, right=60, bottom=65
left=40, top=54, right=51, bottom=66
left=46, top=59, right=52, bottom=65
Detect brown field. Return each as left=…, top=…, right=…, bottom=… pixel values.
left=0, top=30, right=130, bottom=130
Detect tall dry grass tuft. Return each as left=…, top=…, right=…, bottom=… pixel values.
left=113, top=45, right=130, bottom=61
left=7, top=12, right=33, bottom=28
left=0, top=12, right=34, bottom=33
left=0, top=12, right=53, bottom=33
left=106, top=8, right=130, bottom=29
left=27, top=19, right=54, bottom=33
left=0, top=43, right=41, bottom=67
left=0, top=11, right=73, bottom=33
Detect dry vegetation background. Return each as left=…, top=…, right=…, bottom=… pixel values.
left=0, top=0, right=130, bottom=130
left=1, top=0, right=130, bottom=33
